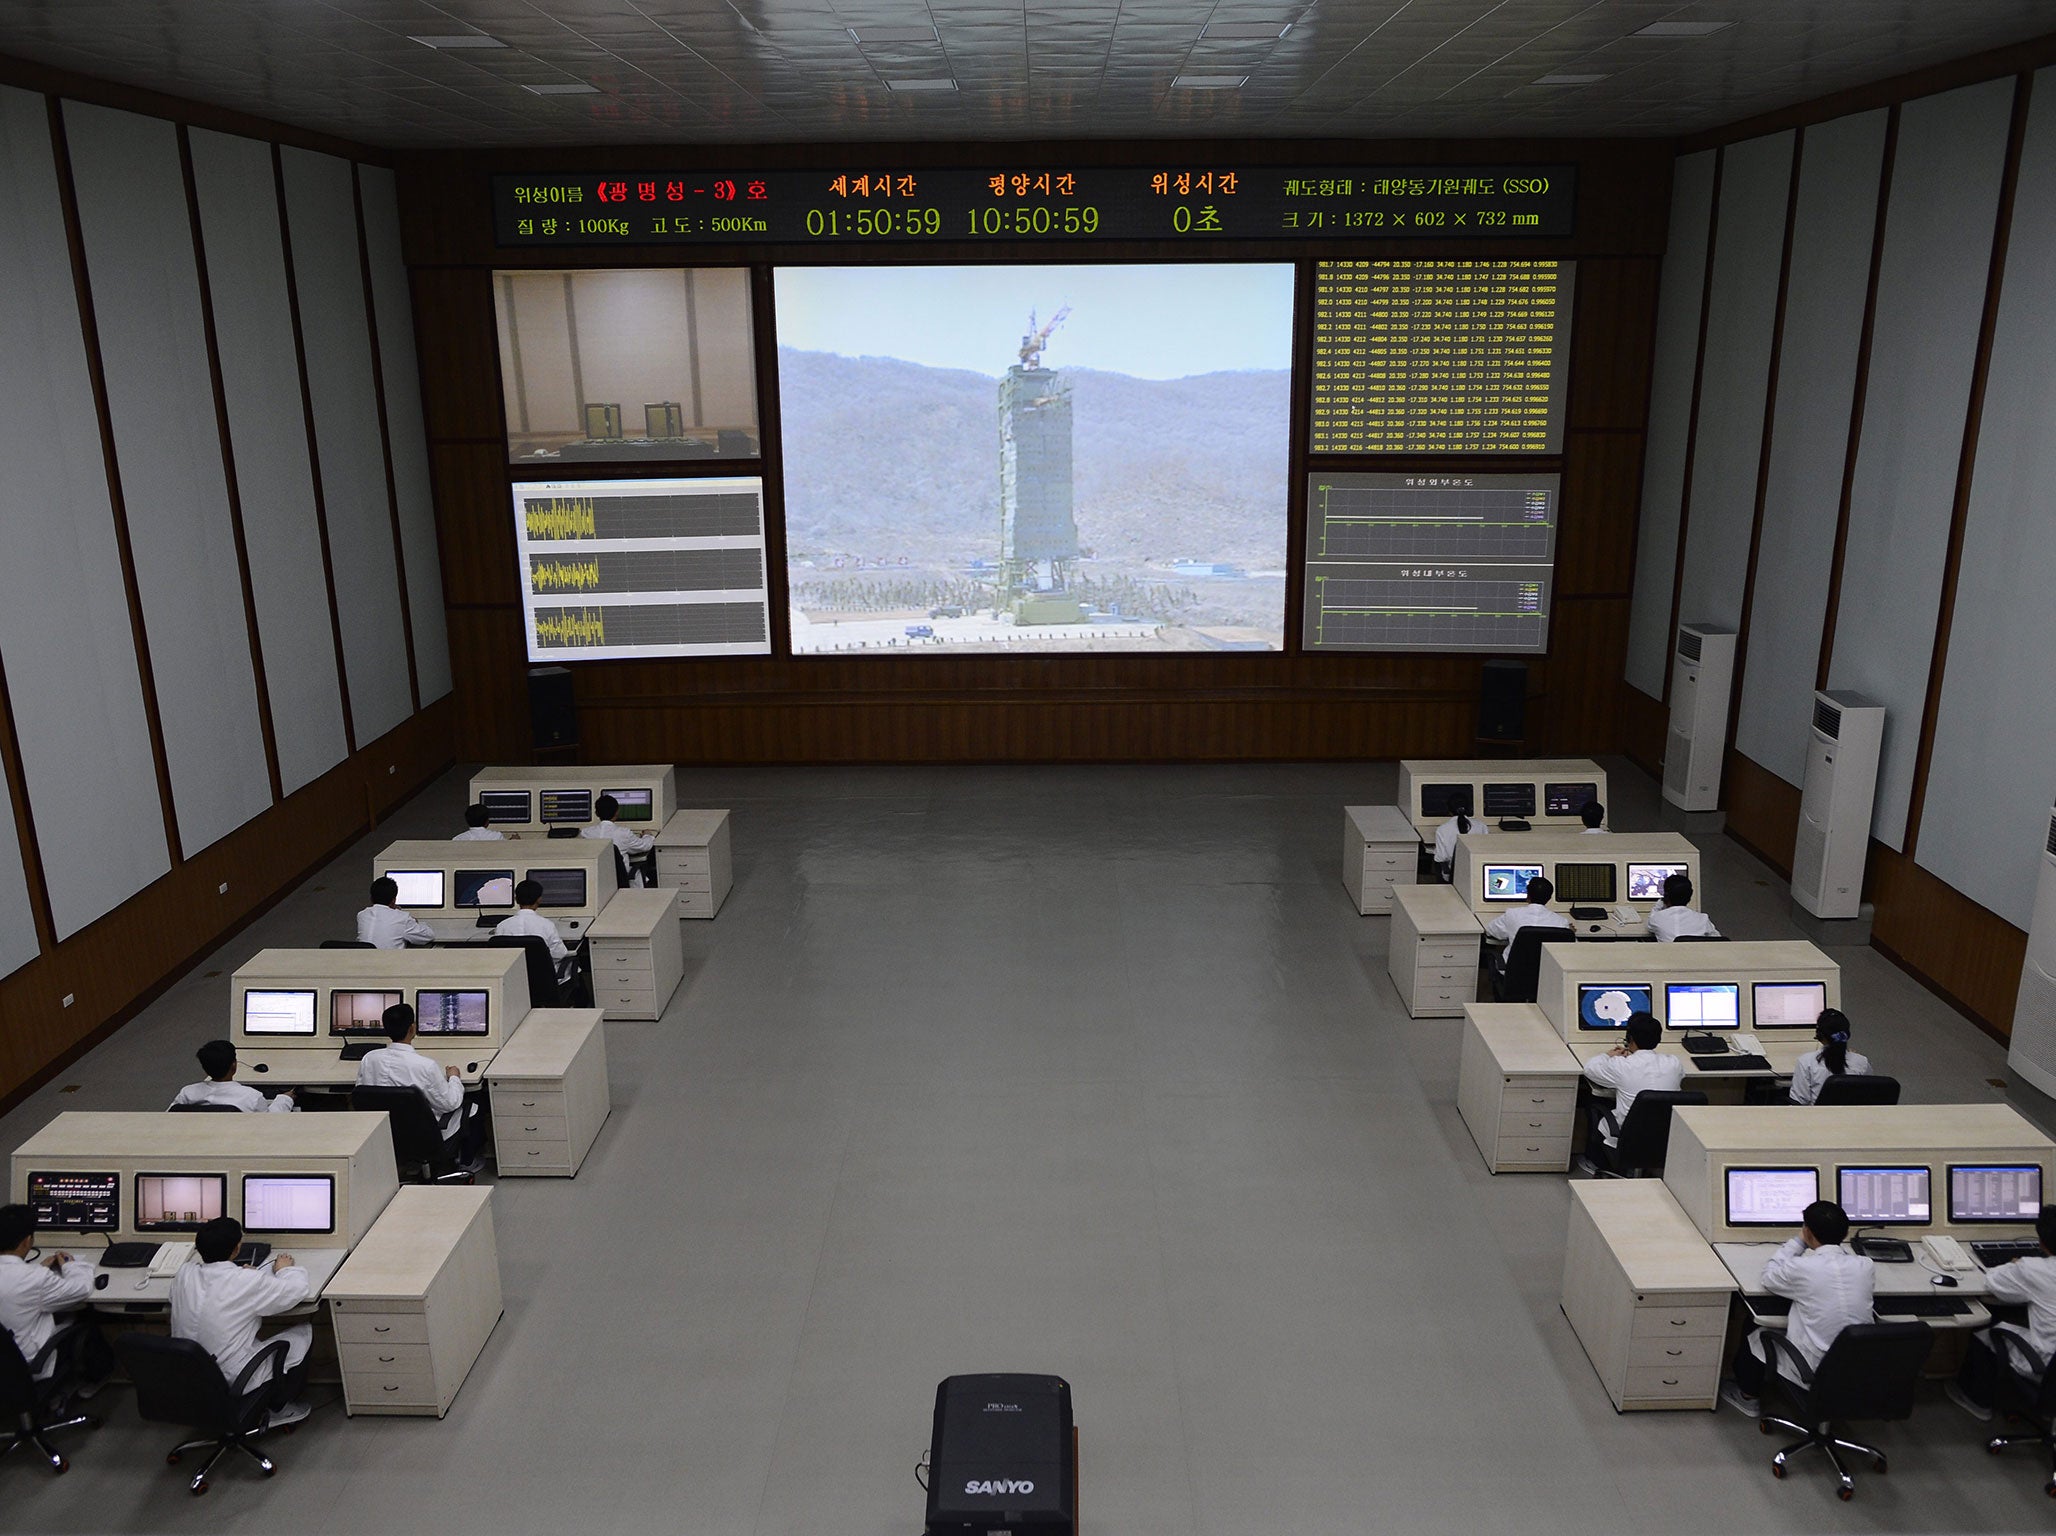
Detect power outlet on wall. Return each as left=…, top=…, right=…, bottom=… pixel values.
left=218, top=882, right=229, bottom=894
left=61, top=993, right=73, bottom=1007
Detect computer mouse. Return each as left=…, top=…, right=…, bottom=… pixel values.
left=1932, top=1273, right=1960, bottom=1288
left=467, top=1062, right=479, bottom=1074
left=93, top=1273, right=108, bottom=1290
left=251, top=1063, right=268, bottom=1073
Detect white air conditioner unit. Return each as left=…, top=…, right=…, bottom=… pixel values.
left=2008, top=807, right=2056, bottom=1097
left=1661, top=623, right=1737, bottom=811
left=1791, top=690, right=1884, bottom=919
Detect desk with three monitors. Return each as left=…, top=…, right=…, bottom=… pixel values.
left=1397, top=758, right=1609, bottom=841
left=467, top=765, right=677, bottom=838
left=371, top=840, right=614, bottom=941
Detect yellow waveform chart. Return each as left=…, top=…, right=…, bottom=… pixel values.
left=534, top=608, right=606, bottom=647
left=531, top=558, right=602, bottom=593
left=524, top=497, right=597, bottom=540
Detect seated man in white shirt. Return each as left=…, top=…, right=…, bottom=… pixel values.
left=1580, top=800, right=1608, bottom=832
left=1948, top=1204, right=2056, bottom=1421
left=1482, top=873, right=1572, bottom=971
left=354, top=1003, right=483, bottom=1168
left=1647, top=873, right=1721, bottom=941
left=1721, top=1200, right=1875, bottom=1416
left=355, top=877, right=436, bottom=950
left=0, top=1203, right=110, bottom=1398
left=580, top=794, right=656, bottom=886
left=1579, top=1010, right=1685, bottom=1166
left=494, top=879, right=577, bottom=984
left=169, top=1216, right=311, bottom=1429
left=453, top=803, right=507, bottom=841
left=169, top=1040, right=297, bottom=1113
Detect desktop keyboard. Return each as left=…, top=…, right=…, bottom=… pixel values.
left=1875, top=1295, right=1974, bottom=1318
left=1569, top=906, right=1607, bottom=921
left=339, top=1040, right=386, bottom=1061
left=1973, top=1240, right=2041, bottom=1267
left=234, top=1242, right=272, bottom=1267
left=1692, top=1054, right=1771, bottom=1073
left=98, top=1242, right=158, bottom=1268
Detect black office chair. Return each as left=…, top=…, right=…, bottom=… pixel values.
left=1, top=1327, right=97, bottom=1476
left=169, top=1103, right=241, bottom=1113
left=1984, top=1329, right=2056, bottom=1497
left=1815, top=1074, right=1901, bottom=1107
left=1754, top=1322, right=1932, bottom=1499
left=1492, top=925, right=1576, bottom=1003
left=489, top=933, right=565, bottom=1008
left=1590, top=1089, right=1707, bottom=1178
left=319, top=939, right=374, bottom=950
left=1673, top=933, right=1729, bottom=942
left=350, top=1086, right=472, bottom=1184
left=115, top=1334, right=293, bottom=1495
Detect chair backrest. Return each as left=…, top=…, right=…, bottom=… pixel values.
left=0, top=1327, right=36, bottom=1414
left=1498, top=924, right=1576, bottom=1003
left=488, top=933, right=562, bottom=1007
left=114, top=1334, right=243, bottom=1434
left=170, top=1102, right=242, bottom=1113
left=1672, top=933, right=1729, bottom=942
left=1809, top=1322, right=1934, bottom=1421
left=320, top=939, right=375, bottom=950
left=1612, top=1089, right=1709, bottom=1174
left=612, top=846, right=633, bottom=889
left=1815, top=1074, right=1901, bottom=1107
left=350, top=1085, right=447, bottom=1169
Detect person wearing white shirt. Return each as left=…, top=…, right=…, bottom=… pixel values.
left=1580, top=1011, right=1685, bottom=1152
left=1949, top=1206, right=2056, bottom=1420
left=169, top=1040, right=296, bottom=1113
left=580, top=794, right=656, bottom=885
left=453, top=803, right=507, bottom=841
left=355, top=877, right=436, bottom=949
left=1431, top=794, right=1485, bottom=872
left=0, top=1204, right=105, bottom=1392
left=1482, top=873, right=1573, bottom=966
left=1580, top=800, right=1608, bottom=832
left=1721, top=1201, right=1874, bottom=1416
left=169, top=1217, right=311, bottom=1429
left=1788, top=1009, right=1873, bottom=1105
left=1647, top=873, right=1721, bottom=941
left=494, top=879, right=576, bottom=982
left=354, top=1003, right=482, bottom=1165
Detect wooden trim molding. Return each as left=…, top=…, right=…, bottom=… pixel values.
left=1660, top=146, right=1724, bottom=706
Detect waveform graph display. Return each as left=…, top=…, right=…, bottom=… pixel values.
left=512, top=476, right=772, bottom=659
left=1304, top=565, right=1549, bottom=652
left=1309, top=473, right=1558, bottom=562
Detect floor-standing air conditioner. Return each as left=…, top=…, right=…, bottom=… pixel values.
left=1792, top=691, right=1884, bottom=919
left=2009, top=807, right=2056, bottom=1097
left=1661, top=624, right=1737, bottom=811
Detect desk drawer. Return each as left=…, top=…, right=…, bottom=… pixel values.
left=589, top=940, right=651, bottom=969
left=1494, top=1133, right=1570, bottom=1169
left=1630, top=1301, right=1729, bottom=1340
left=676, top=888, right=721, bottom=918
left=332, top=1310, right=428, bottom=1344
left=1628, top=1333, right=1723, bottom=1374
left=493, top=1087, right=565, bottom=1118
left=341, top=1341, right=431, bottom=1376
left=1418, top=941, right=1478, bottom=968
left=494, top=1114, right=568, bottom=1145
left=594, top=956, right=655, bottom=990
left=498, top=1140, right=571, bottom=1173
left=1362, top=849, right=1412, bottom=874
left=658, top=850, right=710, bottom=877
left=1500, top=1082, right=1577, bottom=1115
left=661, top=868, right=713, bottom=893
left=1623, top=1363, right=1717, bottom=1402
left=347, top=1366, right=439, bottom=1408
left=602, top=987, right=658, bottom=1018
left=1412, top=978, right=1476, bottom=1014
left=1498, top=1104, right=1572, bottom=1139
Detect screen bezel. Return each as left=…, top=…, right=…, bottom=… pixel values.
left=1552, top=861, right=1617, bottom=904
left=239, top=1173, right=337, bottom=1236
left=1418, top=783, right=1471, bottom=818
left=525, top=867, right=589, bottom=908
left=25, top=1170, right=119, bottom=1233
left=454, top=869, right=517, bottom=909
left=1834, top=1164, right=1932, bottom=1228
left=1480, top=782, right=1535, bottom=818
left=413, top=989, right=492, bottom=1037
left=242, top=988, right=317, bottom=1037
left=1481, top=863, right=1544, bottom=902
left=387, top=869, right=447, bottom=909
left=1724, top=1165, right=1820, bottom=1229
left=1626, top=862, right=1689, bottom=901
left=330, top=990, right=403, bottom=1038
left=1752, top=979, right=1828, bottom=1029
left=1665, top=981, right=1742, bottom=1031
left=1542, top=780, right=1598, bottom=816
left=133, top=1171, right=229, bottom=1234
left=1946, top=1163, right=2045, bottom=1225
left=478, top=789, right=532, bottom=824
left=1575, top=982, right=1653, bottom=1031
left=539, top=789, right=593, bottom=825
left=602, top=788, right=654, bottom=823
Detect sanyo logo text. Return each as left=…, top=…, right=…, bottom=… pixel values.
left=964, top=1478, right=1035, bottom=1496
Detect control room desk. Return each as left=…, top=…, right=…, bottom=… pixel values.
left=1341, top=805, right=1418, bottom=915
left=1715, top=1242, right=1995, bottom=1330
left=1389, top=885, right=1483, bottom=1018
left=1458, top=1005, right=1582, bottom=1171
left=59, top=1248, right=349, bottom=1316
left=587, top=889, right=685, bottom=1020
left=235, top=1048, right=492, bottom=1091
left=655, top=808, right=733, bottom=920
left=485, top=1007, right=610, bottom=1176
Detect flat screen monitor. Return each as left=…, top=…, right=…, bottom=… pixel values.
left=26, top=1171, right=118, bottom=1233
left=134, top=1173, right=227, bottom=1233
left=1552, top=862, right=1616, bottom=903
left=1481, top=782, right=1535, bottom=818
left=1753, top=980, right=1828, bottom=1029
left=603, top=787, right=654, bottom=823
left=454, top=869, right=516, bottom=908
left=1544, top=781, right=1598, bottom=817
left=526, top=867, right=588, bottom=908
left=1666, top=981, right=1741, bottom=1030
left=240, top=1174, right=336, bottom=1236
left=1482, top=863, right=1544, bottom=902
left=1948, top=1164, right=2044, bottom=1224
left=415, top=989, right=490, bottom=1036
left=540, top=789, right=592, bottom=825
left=1418, top=783, right=1472, bottom=819
left=331, top=989, right=402, bottom=1038
left=1577, top=983, right=1653, bottom=1031
left=1626, top=862, right=1689, bottom=901
left=479, top=790, right=532, bottom=824
left=388, top=869, right=446, bottom=908
left=1837, top=1165, right=1932, bottom=1226
left=1725, top=1166, right=1819, bottom=1229
left=243, top=989, right=316, bottom=1037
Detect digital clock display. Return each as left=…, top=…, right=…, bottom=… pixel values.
left=491, top=165, right=1576, bottom=247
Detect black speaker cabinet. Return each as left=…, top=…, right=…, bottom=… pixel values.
left=527, top=666, right=578, bottom=751
left=925, top=1374, right=1074, bottom=1536
left=1478, top=659, right=1527, bottom=742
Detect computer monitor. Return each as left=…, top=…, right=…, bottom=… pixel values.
left=1665, top=981, right=1741, bottom=1030
left=1750, top=980, right=1827, bottom=1029
left=1482, top=864, right=1545, bottom=902
left=1948, top=1164, right=2045, bottom=1223
left=1544, top=781, right=1599, bottom=817
left=1481, top=782, right=1536, bottom=818
left=1418, top=783, right=1471, bottom=818
left=526, top=866, right=588, bottom=908
left=26, top=1171, right=118, bottom=1233
left=1576, top=983, right=1654, bottom=1031
left=414, top=989, right=491, bottom=1036
left=242, top=989, right=316, bottom=1037
left=454, top=869, right=516, bottom=908
left=1837, top=1165, right=1932, bottom=1226
left=603, top=787, right=654, bottom=823
left=1625, top=862, right=1689, bottom=901
left=134, top=1173, right=228, bottom=1233
left=478, top=789, right=532, bottom=824
left=331, top=989, right=402, bottom=1037
left=539, top=789, right=593, bottom=825
left=1552, top=862, right=1617, bottom=903
left=240, top=1174, right=336, bottom=1236
left=1724, top=1166, right=1820, bottom=1228
left=388, top=869, right=445, bottom=908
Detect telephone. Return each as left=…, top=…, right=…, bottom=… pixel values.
left=1921, top=1234, right=1974, bottom=1272
left=148, top=1241, right=196, bottom=1279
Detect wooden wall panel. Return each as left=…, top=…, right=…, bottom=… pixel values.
left=1722, top=748, right=1802, bottom=879
left=1619, top=679, right=1668, bottom=779
left=1870, top=849, right=2029, bottom=1042
left=1567, top=257, right=1662, bottom=432
left=1557, top=428, right=1643, bottom=596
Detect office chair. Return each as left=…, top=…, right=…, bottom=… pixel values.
left=1815, top=1074, right=1901, bottom=1107
left=350, top=1086, right=473, bottom=1184
left=319, top=939, right=374, bottom=950
left=1590, top=1089, right=1706, bottom=1178
left=1673, top=934, right=1729, bottom=942
left=0, top=1327, right=97, bottom=1476
left=1492, top=925, right=1576, bottom=1004
left=1983, top=1329, right=2056, bottom=1497
left=1754, top=1322, right=1932, bottom=1499
left=169, top=1103, right=241, bottom=1113
left=115, top=1334, right=293, bottom=1496
left=488, top=933, right=565, bottom=1008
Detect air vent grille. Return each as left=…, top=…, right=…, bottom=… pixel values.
left=2046, top=813, right=2056, bottom=858
left=1814, top=700, right=1841, bottom=739
left=1678, top=629, right=1703, bottom=662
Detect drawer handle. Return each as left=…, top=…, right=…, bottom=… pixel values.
left=527, top=1150, right=542, bottom=1157
left=373, top=1325, right=392, bottom=1334
left=383, top=1385, right=400, bottom=1393
left=1661, top=1377, right=1680, bottom=1387
left=523, top=1124, right=539, bottom=1132
left=1527, top=1122, right=1544, bottom=1129
left=378, top=1355, right=396, bottom=1363
left=1668, top=1319, right=1688, bottom=1328
left=520, top=1100, right=538, bottom=1108
left=1665, top=1349, right=1683, bottom=1358
left=1528, top=1097, right=1549, bottom=1104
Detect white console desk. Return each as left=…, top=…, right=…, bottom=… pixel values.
left=588, top=889, right=686, bottom=1019
left=1341, top=805, right=1418, bottom=915
left=1389, top=885, right=1482, bottom=1017
left=655, top=808, right=733, bottom=919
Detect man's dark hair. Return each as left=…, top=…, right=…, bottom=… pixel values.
left=2037, top=1205, right=2056, bottom=1254
left=195, top=1216, right=242, bottom=1264
left=514, top=879, right=544, bottom=907
left=1625, top=1012, right=1662, bottom=1051
left=1581, top=800, right=1605, bottom=828
left=1525, top=874, right=1555, bottom=907
left=370, top=876, right=399, bottom=906
left=0, top=1204, right=35, bottom=1253
left=465, top=803, right=492, bottom=828
left=196, top=1039, right=237, bottom=1081
left=594, top=794, right=619, bottom=820
left=1663, top=873, right=1694, bottom=908
left=1803, top=1201, right=1850, bottom=1246
left=382, top=1003, right=416, bottom=1043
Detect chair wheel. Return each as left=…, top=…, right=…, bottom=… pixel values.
left=167, top=1452, right=182, bottom=1465
left=1872, top=1455, right=1887, bottom=1474
left=191, top=1480, right=208, bottom=1496
left=261, top=1464, right=277, bottom=1478
left=52, top=1457, right=68, bottom=1474
left=1757, top=1418, right=1771, bottom=1435
left=1837, top=1485, right=1854, bottom=1501
left=2045, top=1482, right=2056, bottom=1499
left=1988, top=1440, right=2006, bottom=1455
left=1771, top=1462, right=1786, bottom=1479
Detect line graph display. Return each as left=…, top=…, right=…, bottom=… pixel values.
left=513, top=476, right=771, bottom=659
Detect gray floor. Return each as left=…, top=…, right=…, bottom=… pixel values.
left=4, top=758, right=2050, bottom=1534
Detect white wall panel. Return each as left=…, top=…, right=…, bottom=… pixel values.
left=280, top=147, right=413, bottom=743
left=1828, top=78, right=2013, bottom=849
left=0, top=86, right=169, bottom=938
left=1734, top=112, right=1888, bottom=786
left=1675, top=132, right=1794, bottom=634
left=358, top=166, right=450, bottom=705
left=1917, top=67, right=2056, bottom=927
left=1624, top=150, right=1715, bottom=697
left=64, top=104, right=271, bottom=856
left=188, top=129, right=348, bottom=795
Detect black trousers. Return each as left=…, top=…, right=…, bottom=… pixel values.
left=1732, top=1333, right=1770, bottom=1398
left=1955, top=1331, right=2040, bottom=1411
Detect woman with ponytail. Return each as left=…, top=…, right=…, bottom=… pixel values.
left=1789, top=1008, right=1872, bottom=1105
left=1431, top=790, right=1486, bottom=876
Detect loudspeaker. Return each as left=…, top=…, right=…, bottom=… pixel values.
left=1478, top=659, right=1527, bottom=742
left=527, top=666, right=577, bottom=752
left=925, top=1374, right=1074, bottom=1536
